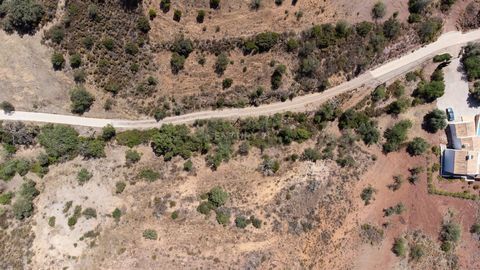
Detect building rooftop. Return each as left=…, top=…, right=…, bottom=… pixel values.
left=444, top=149, right=480, bottom=176
left=450, top=118, right=476, bottom=138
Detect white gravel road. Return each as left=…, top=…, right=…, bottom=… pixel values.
left=3, top=30, right=480, bottom=129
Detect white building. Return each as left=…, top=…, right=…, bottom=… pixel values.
left=442, top=115, right=480, bottom=178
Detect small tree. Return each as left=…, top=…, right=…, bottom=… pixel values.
left=70, top=86, right=95, bottom=114
left=69, top=53, right=82, bottom=69
left=215, top=53, right=229, bottom=75
left=51, top=52, right=65, bottom=70
left=137, top=16, right=151, bottom=33
left=197, top=10, right=205, bottom=23
left=392, top=237, right=407, bottom=257
left=210, top=0, right=220, bottom=9
left=407, top=137, right=429, bottom=156
left=173, top=9, right=182, bottom=22
left=170, top=53, right=186, bottom=74
left=372, top=2, right=386, bottom=20
left=0, top=101, right=15, bottom=113
left=143, top=229, right=158, bottom=240
left=423, top=109, right=447, bottom=133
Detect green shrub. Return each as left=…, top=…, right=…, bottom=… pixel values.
left=49, top=26, right=64, bottom=44
left=116, top=129, right=154, bottom=148
left=215, top=53, right=229, bottom=75
left=83, top=36, right=94, bottom=50
left=2, top=0, right=45, bottom=34
left=101, top=124, right=116, bottom=141
left=440, top=221, right=461, bottom=244
left=115, top=181, right=126, bottom=194
left=392, top=237, right=406, bottom=257
left=143, top=229, right=158, bottom=240
left=383, top=16, right=401, bottom=40
left=125, top=42, right=139, bottom=55
left=112, top=208, right=121, bottom=222
left=271, top=64, right=286, bottom=90
left=51, top=52, right=65, bottom=70
left=418, top=17, right=442, bottom=43
left=137, top=16, right=150, bottom=33
left=170, top=53, right=186, bottom=74
left=286, top=38, right=299, bottom=52
left=302, top=148, right=321, bottom=162
left=70, top=86, right=95, bottom=114
left=210, top=0, right=220, bottom=9
left=407, top=137, right=429, bottom=156
left=148, top=8, right=156, bottom=20
left=0, top=192, right=13, bottom=205
left=215, top=209, right=230, bottom=226
left=462, top=43, right=480, bottom=81
left=410, top=244, right=424, bottom=261
left=208, top=187, right=229, bottom=207
left=69, top=53, right=82, bottom=69
left=82, top=207, right=97, bottom=219
left=259, top=156, right=280, bottom=176
left=77, top=168, right=92, bottom=185
left=138, top=169, right=160, bottom=182
left=196, top=10, right=206, bottom=23
left=387, top=97, right=410, bottom=115
left=13, top=197, right=34, bottom=220
left=102, top=37, right=114, bottom=50
left=73, top=69, right=86, bottom=83
left=48, top=216, right=56, bottom=227
left=371, top=85, right=386, bottom=102
left=250, top=216, right=262, bottom=228
left=423, top=109, right=447, bottom=133
left=197, top=201, right=214, bottom=215
left=125, top=149, right=141, bottom=165
left=372, top=2, right=386, bottom=19
left=222, top=78, right=233, bottom=89
left=79, top=138, right=105, bottom=159
left=0, top=101, right=15, bottom=113
left=383, top=120, right=412, bottom=153
left=360, top=186, right=376, bottom=205
left=173, top=9, right=182, bottom=22
left=183, top=160, right=193, bottom=172
left=235, top=216, right=249, bottom=228
left=471, top=223, right=480, bottom=235
left=433, top=53, right=452, bottom=63
left=150, top=124, right=194, bottom=161
left=38, top=125, right=79, bottom=162
left=160, top=0, right=171, bottom=12
left=254, top=32, right=279, bottom=52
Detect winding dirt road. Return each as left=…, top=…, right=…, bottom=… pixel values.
left=2, top=30, right=480, bottom=129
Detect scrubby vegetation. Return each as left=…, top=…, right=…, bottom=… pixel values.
left=383, top=120, right=412, bottom=153
left=423, top=109, right=447, bottom=133
left=360, top=186, right=376, bottom=205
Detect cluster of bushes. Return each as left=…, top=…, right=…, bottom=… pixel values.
left=440, top=220, right=461, bottom=252
left=339, top=109, right=380, bottom=145
left=12, top=179, right=39, bottom=220
left=0, top=159, right=31, bottom=181
left=383, top=202, right=405, bottom=216
left=413, top=67, right=445, bottom=103
left=235, top=215, right=262, bottom=229
left=197, top=187, right=231, bottom=225
left=383, top=120, right=412, bottom=153
left=0, top=0, right=46, bottom=34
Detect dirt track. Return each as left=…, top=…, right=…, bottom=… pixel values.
left=2, top=30, right=480, bottom=128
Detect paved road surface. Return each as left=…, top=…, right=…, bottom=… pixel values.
left=2, top=30, right=480, bottom=129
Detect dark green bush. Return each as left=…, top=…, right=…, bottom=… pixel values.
left=173, top=9, right=182, bottom=22
left=137, top=16, right=150, bottom=33
left=125, top=149, right=141, bottom=165
left=160, top=0, right=171, bottom=12
left=77, top=168, right=92, bottom=185
left=254, top=32, right=280, bottom=52
left=215, top=53, right=229, bottom=75
left=2, top=0, right=45, bottom=34
left=222, top=78, right=233, bottom=89
left=392, top=237, right=407, bottom=257
left=383, top=120, right=412, bottom=153
left=360, top=186, right=376, bottom=205
left=69, top=53, right=82, bottom=69
left=70, top=86, right=95, bottom=114
left=38, top=124, right=79, bottom=162
left=51, top=52, right=65, bottom=70
left=170, top=53, right=186, bottom=74
left=196, top=10, right=205, bottom=23
left=101, top=124, right=116, bottom=141
left=372, top=2, right=386, bottom=19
